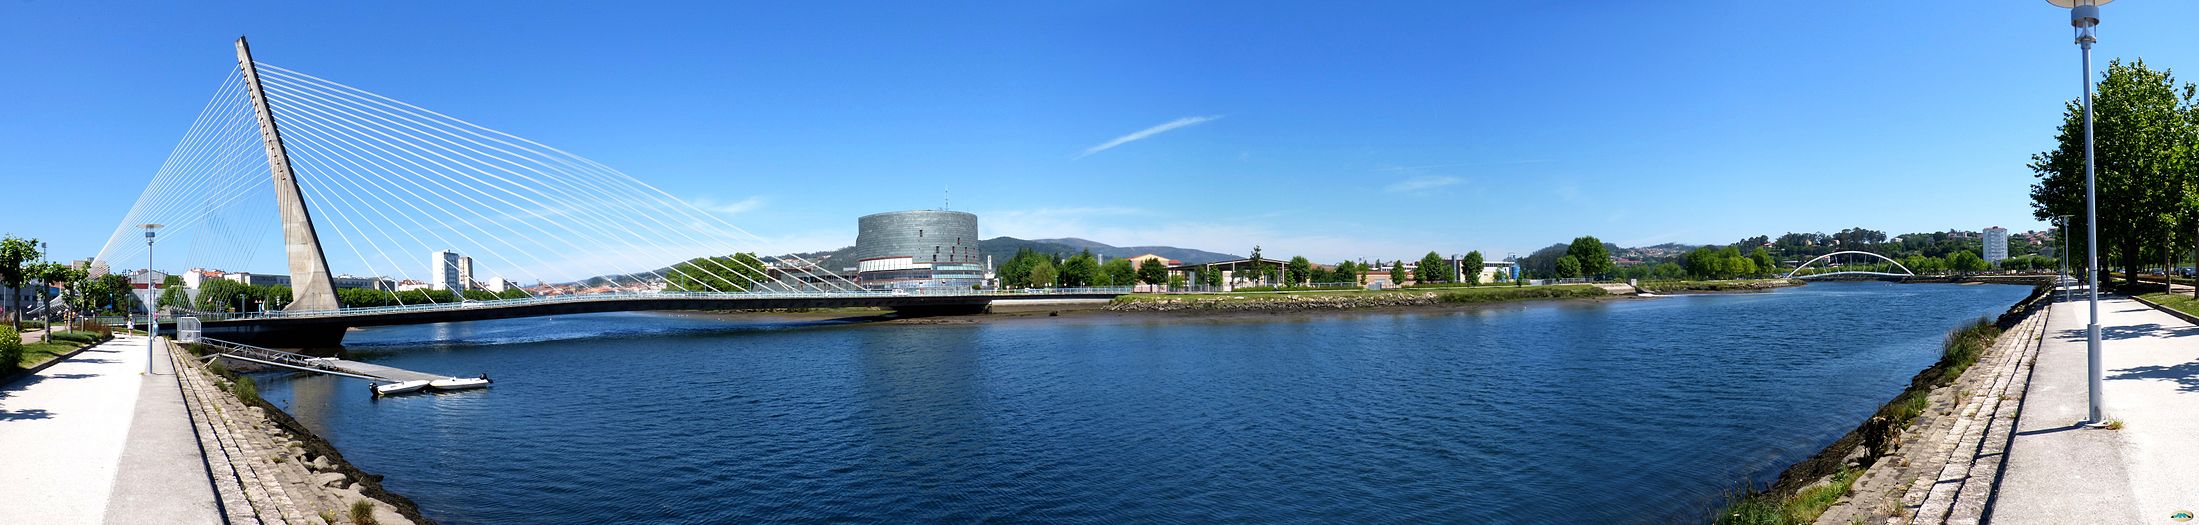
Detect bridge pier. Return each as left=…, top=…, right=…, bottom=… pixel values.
left=201, top=322, right=348, bottom=350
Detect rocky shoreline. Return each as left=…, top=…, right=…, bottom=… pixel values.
left=1104, top=286, right=1615, bottom=313
left=173, top=342, right=434, bottom=525
left=1728, top=283, right=2056, bottom=522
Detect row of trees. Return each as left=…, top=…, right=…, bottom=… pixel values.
left=336, top=287, right=529, bottom=308
left=999, top=248, right=1173, bottom=288
left=0, top=235, right=112, bottom=325
left=2029, top=59, right=2199, bottom=290
left=666, top=253, right=769, bottom=292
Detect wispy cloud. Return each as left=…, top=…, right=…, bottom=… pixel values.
left=1384, top=176, right=1463, bottom=194
left=688, top=196, right=767, bottom=216
left=1076, top=115, right=1223, bottom=160
left=1374, top=159, right=1554, bottom=173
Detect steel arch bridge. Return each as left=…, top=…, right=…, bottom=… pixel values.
left=1783, top=251, right=1916, bottom=280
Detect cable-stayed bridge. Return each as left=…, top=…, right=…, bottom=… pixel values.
left=94, top=38, right=1117, bottom=347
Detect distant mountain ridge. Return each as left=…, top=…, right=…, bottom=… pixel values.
left=1027, top=238, right=1240, bottom=264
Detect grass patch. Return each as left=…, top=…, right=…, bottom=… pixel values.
left=19, top=342, right=82, bottom=368
left=350, top=499, right=379, bottom=525
left=1636, top=279, right=1801, bottom=293
left=2139, top=292, right=2199, bottom=319
left=228, top=375, right=261, bottom=405
left=1715, top=468, right=1860, bottom=525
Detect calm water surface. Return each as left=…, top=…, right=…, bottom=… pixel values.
left=256, top=281, right=2031, bottom=524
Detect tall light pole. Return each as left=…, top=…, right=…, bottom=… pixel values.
left=2048, top=0, right=2110, bottom=425
left=140, top=223, right=161, bottom=374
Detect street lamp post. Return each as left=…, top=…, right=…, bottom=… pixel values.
left=140, top=223, right=161, bottom=374
left=2048, top=0, right=2110, bottom=425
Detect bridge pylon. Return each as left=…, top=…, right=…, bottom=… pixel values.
left=235, top=36, right=341, bottom=312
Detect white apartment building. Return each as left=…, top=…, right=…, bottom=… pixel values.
left=1983, top=227, right=2009, bottom=264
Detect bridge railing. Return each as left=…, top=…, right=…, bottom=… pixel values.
left=179, top=286, right=1137, bottom=321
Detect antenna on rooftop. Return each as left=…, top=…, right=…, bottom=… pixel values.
left=943, top=186, right=951, bottom=211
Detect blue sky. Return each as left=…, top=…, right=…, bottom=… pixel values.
left=6, top=1, right=2199, bottom=269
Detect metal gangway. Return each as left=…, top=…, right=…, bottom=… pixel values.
left=191, top=335, right=451, bottom=383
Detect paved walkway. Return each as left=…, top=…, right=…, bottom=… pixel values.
left=1991, top=295, right=2199, bottom=522
left=0, top=335, right=220, bottom=524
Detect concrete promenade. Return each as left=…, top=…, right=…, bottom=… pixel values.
left=0, top=334, right=221, bottom=524
left=1991, top=295, right=2199, bottom=522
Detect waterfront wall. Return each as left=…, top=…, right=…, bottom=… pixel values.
left=1106, top=286, right=1611, bottom=313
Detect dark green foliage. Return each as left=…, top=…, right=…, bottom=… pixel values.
left=1136, top=258, right=1168, bottom=286
left=1415, top=252, right=1449, bottom=284
left=0, top=326, right=21, bottom=368
left=2030, top=59, right=2198, bottom=287
left=1100, top=258, right=1136, bottom=287
left=1029, top=257, right=1057, bottom=287
left=1554, top=255, right=1581, bottom=279
left=1459, top=251, right=1485, bottom=285
left=1566, top=236, right=1613, bottom=279
left=667, top=252, right=769, bottom=292
left=1060, top=251, right=1100, bottom=288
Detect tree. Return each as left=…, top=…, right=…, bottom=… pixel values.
left=1101, top=258, right=1136, bottom=287
left=1029, top=257, right=1058, bottom=288
left=1750, top=248, right=1778, bottom=278
left=1949, top=250, right=1989, bottom=275
left=196, top=279, right=255, bottom=312
left=1060, top=251, right=1099, bottom=288
left=1285, top=256, right=1312, bottom=286
left=1137, top=258, right=1168, bottom=287
left=1203, top=267, right=1223, bottom=287
left=1566, top=236, right=1612, bottom=279
left=668, top=253, right=770, bottom=292
left=1460, top=251, right=1485, bottom=285
left=1389, top=261, right=1407, bottom=284
left=1555, top=255, right=1582, bottom=279
left=0, top=235, right=40, bottom=327
left=156, top=275, right=190, bottom=309
left=2030, top=59, right=2198, bottom=288
left=1416, top=251, right=1450, bottom=284
left=263, top=285, right=293, bottom=310
left=998, top=248, right=1038, bottom=288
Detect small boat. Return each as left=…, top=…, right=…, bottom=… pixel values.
left=429, top=374, right=493, bottom=391
left=371, top=380, right=432, bottom=397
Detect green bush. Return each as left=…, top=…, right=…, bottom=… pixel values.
left=350, top=499, right=379, bottom=525
left=51, top=331, right=98, bottom=344
left=0, top=326, right=21, bottom=369
left=229, top=375, right=260, bottom=404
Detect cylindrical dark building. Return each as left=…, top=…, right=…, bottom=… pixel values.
left=853, top=210, right=985, bottom=289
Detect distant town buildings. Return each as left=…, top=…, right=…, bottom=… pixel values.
left=1982, top=227, right=2009, bottom=264
left=430, top=250, right=471, bottom=292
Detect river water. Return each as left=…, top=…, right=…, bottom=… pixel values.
left=255, top=281, right=2030, bottom=524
